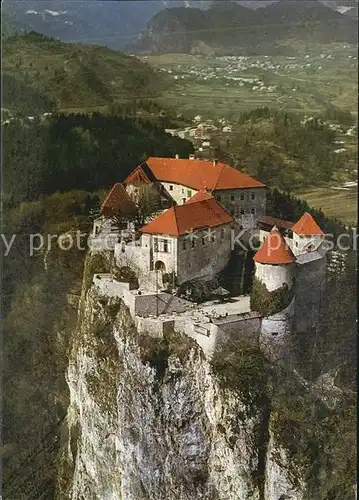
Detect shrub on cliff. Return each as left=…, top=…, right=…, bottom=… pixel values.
left=211, top=342, right=269, bottom=413
left=250, top=277, right=294, bottom=316
left=83, top=252, right=112, bottom=291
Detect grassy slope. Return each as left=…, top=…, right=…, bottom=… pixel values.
left=3, top=32, right=168, bottom=113
left=297, top=188, right=357, bottom=226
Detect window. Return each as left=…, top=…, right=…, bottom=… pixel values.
left=163, top=239, right=169, bottom=253
left=221, top=228, right=225, bottom=239
left=230, top=195, right=235, bottom=201
left=183, top=240, right=186, bottom=250
left=187, top=190, right=192, bottom=197
left=181, top=188, right=185, bottom=194
left=153, top=238, right=159, bottom=252
left=182, top=198, right=186, bottom=204
left=211, top=233, right=215, bottom=243
left=217, top=195, right=221, bottom=202
left=191, top=238, right=196, bottom=248
left=251, top=192, right=256, bottom=200
left=202, top=236, right=205, bottom=246
left=169, top=185, right=173, bottom=191
left=240, top=194, right=245, bottom=201
left=240, top=208, right=245, bottom=215
left=295, top=241, right=298, bottom=247
left=251, top=208, right=256, bottom=215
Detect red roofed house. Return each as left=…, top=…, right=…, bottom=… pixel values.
left=123, top=155, right=267, bottom=228
left=114, top=191, right=235, bottom=285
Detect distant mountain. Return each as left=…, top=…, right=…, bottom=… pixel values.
left=131, top=1, right=357, bottom=55
left=2, top=1, right=166, bottom=49
left=2, top=1, right=356, bottom=51
left=3, top=32, right=167, bottom=113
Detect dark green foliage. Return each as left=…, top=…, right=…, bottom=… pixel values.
left=219, top=109, right=347, bottom=193
left=2, top=244, right=84, bottom=499
left=83, top=252, right=112, bottom=292
left=3, top=114, right=193, bottom=208
left=323, top=104, right=354, bottom=125
left=138, top=330, right=195, bottom=380
left=270, top=368, right=356, bottom=496
left=3, top=32, right=168, bottom=111
left=113, top=266, right=139, bottom=290
left=211, top=343, right=269, bottom=413
left=178, top=277, right=220, bottom=303
left=250, top=278, right=294, bottom=316
left=3, top=73, right=55, bottom=114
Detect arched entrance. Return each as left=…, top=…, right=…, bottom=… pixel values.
left=154, top=260, right=166, bottom=273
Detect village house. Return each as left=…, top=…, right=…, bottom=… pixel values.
left=123, top=155, right=267, bottom=227
left=114, top=190, right=234, bottom=285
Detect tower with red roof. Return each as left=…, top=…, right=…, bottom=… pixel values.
left=291, top=212, right=325, bottom=256
left=253, top=228, right=296, bottom=293
left=252, top=213, right=327, bottom=360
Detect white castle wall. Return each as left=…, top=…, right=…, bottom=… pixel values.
left=260, top=297, right=295, bottom=361
left=160, top=182, right=197, bottom=205
left=292, top=234, right=324, bottom=256
left=177, top=225, right=232, bottom=284
left=93, top=274, right=193, bottom=318
left=255, top=262, right=295, bottom=292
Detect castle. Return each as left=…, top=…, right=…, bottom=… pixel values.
left=90, top=155, right=328, bottom=360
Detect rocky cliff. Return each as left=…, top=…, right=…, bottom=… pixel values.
left=57, top=277, right=355, bottom=500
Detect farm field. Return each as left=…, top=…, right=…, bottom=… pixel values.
left=141, top=42, right=357, bottom=118
left=296, top=187, right=357, bottom=226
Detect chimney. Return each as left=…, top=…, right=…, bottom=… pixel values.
left=213, top=158, right=218, bottom=167
left=189, top=154, right=195, bottom=160
left=175, top=154, right=179, bottom=159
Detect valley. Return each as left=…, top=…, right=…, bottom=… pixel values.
left=141, top=42, right=357, bottom=117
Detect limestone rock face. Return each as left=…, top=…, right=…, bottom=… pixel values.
left=58, top=287, right=308, bottom=500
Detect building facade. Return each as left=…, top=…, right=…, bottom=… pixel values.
left=123, top=156, right=267, bottom=228
left=115, top=191, right=235, bottom=286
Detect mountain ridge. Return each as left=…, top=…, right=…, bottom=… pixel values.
left=3, top=32, right=168, bottom=113
left=2, top=1, right=357, bottom=51
left=130, top=1, right=357, bottom=55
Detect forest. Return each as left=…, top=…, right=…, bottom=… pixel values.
left=3, top=113, right=194, bottom=208
left=216, top=108, right=354, bottom=193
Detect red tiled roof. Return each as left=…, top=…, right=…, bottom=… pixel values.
left=132, top=157, right=265, bottom=191
left=292, top=212, right=324, bottom=236
left=185, top=189, right=213, bottom=204
left=139, top=196, right=233, bottom=236
left=123, top=165, right=152, bottom=186
left=100, top=183, right=137, bottom=217
left=254, top=229, right=295, bottom=265
left=257, top=215, right=294, bottom=231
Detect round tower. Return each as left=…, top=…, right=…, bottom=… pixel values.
left=253, top=228, right=296, bottom=293
left=252, top=228, right=296, bottom=361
